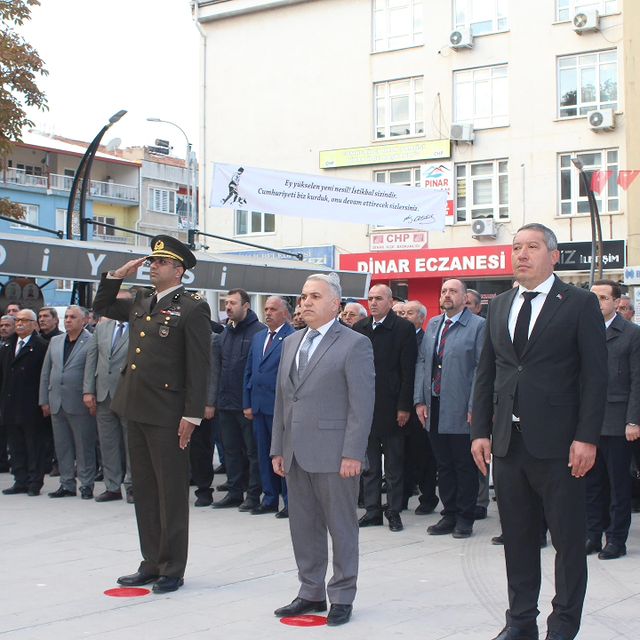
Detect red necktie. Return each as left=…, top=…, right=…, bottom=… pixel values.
left=264, top=331, right=276, bottom=354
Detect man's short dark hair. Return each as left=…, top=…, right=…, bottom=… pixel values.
left=593, top=279, right=621, bottom=300
left=227, top=288, right=250, bottom=306
left=39, top=306, right=58, bottom=320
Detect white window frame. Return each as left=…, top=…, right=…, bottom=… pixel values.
left=56, top=279, right=73, bottom=292
left=148, top=187, right=176, bottom=214
left=371, top=166, right=421, bottom=230
left=557, top=50, right=618, bottom=118
left=453, top=0, right=508, bottom=37
left=454, top=159, right=509, bottom=224
left=556, top=0, right=618, bottom=22
left=372, top=0, right=423, bottom=53
left=374, top=76, right=424, bottom=140
left=56, top=207, right=80, bottom=238
left=10, top=204, right=39, bottom=230
left=558, top=149, right=619, bottom=217
left=453, top=64, right=509, bottom=129
left=93, top=215, right=116, bottom=237
left=234, top=209, right=276, bottom=236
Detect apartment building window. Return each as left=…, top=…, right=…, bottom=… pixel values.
left=57, top=279, right=73, bottom=292
left=453, top=65, right=508, bottom=129
left=455, top=160, right=508, bottom=223
left=374, top=77, right=424, bottom=139
left=558, top=50, right=617, bottom=118
left=235, top=209, right=275, bottom=235
left=94, top=216, right=116, bottom=236
left=10, top=204, right=38, bottom=229
left=148, top=187, right=176, bottom=214
left=556, top=0, right=618, bottom=22
left=372, top=167, right=421, bottom=229
left=372, top=0, right=423, bottom=52
left=558, top=149, right=618, bottom=215
left=453, top=0, right=508, bottom=36
left=56, top=208, right=80, bottom=237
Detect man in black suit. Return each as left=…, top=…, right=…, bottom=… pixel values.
left=586, top=279, right=640, bottom=560
left=0, top=309, right=48, bottom=496
left=471, top=223, right=607, bottom=640
left=354, top=284, right=417, bottom=532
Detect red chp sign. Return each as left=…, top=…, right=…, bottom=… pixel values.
left=340, top=246, right=513, bottom=278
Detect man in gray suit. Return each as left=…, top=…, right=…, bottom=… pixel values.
left=39, top=306, right=97, bottom=499
left=414, top=279, right=485, bottom=538
left=83, top=295, right=132, bottom=503
left=271, top=272, right=375, bottom=626
left=586, top=280, right=640, bottom=559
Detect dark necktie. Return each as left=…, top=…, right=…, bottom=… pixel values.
left=512, top=291, right=540, bottom=417
left=112, top=323, right=125, bottom=353
left=432, top=319, right=452, bottom=396
left=149, top=294, right=158, bottom=313
left=513, top=292, right=540, bottom=360
left=298, top=329, right=320, bottom=376
left=372, top=321, right=381, bottom=330
left=264, top=331, right=276, bottom=354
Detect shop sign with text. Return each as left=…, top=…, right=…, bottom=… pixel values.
left=369, top=231, right=427, bottom=251
left=421, top=161, right=454, bottom=226
left=340, top=246, right=513, bottom=278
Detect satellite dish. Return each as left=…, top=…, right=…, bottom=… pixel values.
left=106, top=137, right=122, bottom=152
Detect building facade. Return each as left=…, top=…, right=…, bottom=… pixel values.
left=194, top=0, right=639, bottom=315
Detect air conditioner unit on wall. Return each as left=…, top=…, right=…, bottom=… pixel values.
left=472, top=218, right=496, bottom=239
left=449, top=28, right=473, bottom=49
left=588, top=108, right=615, bottom=131
left=573, top=10, right=599, bottom=34
left=450, top=123, right=474, bottom=143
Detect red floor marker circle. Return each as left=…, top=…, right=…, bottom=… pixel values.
left=104, top=587, right=151, bottom=598
left=280, top=615, right=327, bottom=627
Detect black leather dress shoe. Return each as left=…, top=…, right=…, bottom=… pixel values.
left=27, top=487, right=40, bottom=496
left=427, top=517, right=456, bottom=535
left=327, top=603, right=352, bottom=626
left=95, top=490, right=122, bottom=503
left=452, top=525, right=473, bottom=539
left=415, top=498, right=438, bottom=515
left=152, top=576, right=184, bottom=593
left=216, top=482, right=230, bottom=491
left=48, top=486, right=76, bottom=498
left=491, top=624, right=539, bottom=640
left=80, top=487, right=93, bottom=500
left=275, top=507, right=289, bottom=519
left=194, top=495, right=213, bottom=507
left=212, top=494, right=243, bottom=508
left=491, top=534, right=504, bottom=545
left=585, top=538, right=602, bottom=555
left=474, top=505, right=488, bottom=520
left=238, top=498, right=259, bottom=512
left=117, top=571, right=160, bottom=586
left=2, top=484, right=28, bottom=495
left=358, top=512, right=383, bottom=527
left=545, top=632, right=569, bottom=640
left=251, top=503, right=278, bottom=515
left=213, top=464, right=226, bottom=474
left=598, top=542, right=626, bottom=560
left=385, top=510, right=403, bottom=532
left=274, top=597, right=327, bottom=617
left=126, top=488, right=134, bottom=504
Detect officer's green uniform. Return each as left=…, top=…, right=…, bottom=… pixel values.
left=93, top=236, right=211, bottom=579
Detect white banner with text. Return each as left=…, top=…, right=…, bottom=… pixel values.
left=211, top=163, right=447, bottom=231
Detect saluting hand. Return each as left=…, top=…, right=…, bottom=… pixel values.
left=111, top=257, right=146, bottom=280
left=178, top=418, right=196, bottom=450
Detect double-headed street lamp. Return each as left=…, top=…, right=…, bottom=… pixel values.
left=146, top=117, right=196, bottom=237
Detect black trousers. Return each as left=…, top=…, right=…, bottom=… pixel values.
left=362, top=431, right=404, bottom=514
left=190, top=417, right=214, bottom=500
left=428, top=396, right=478, bottom=525
left=128, top=420, right=190, bottom=578
left=585, top=435, right=632, bottom=545
left=402, top=413, right=438, bottom=508
left=494, top=431, right=587, bottom=640
left=218, top=409, right=261, bottom=502
left=6, top=420, right=47, bottom=489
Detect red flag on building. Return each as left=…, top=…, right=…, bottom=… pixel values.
left=590, top=170, right=612, bottom=194
left=617, top=170, right=640, bottom=191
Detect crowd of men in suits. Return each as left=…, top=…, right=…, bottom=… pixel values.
left=1, top=224, right=639, bottom=635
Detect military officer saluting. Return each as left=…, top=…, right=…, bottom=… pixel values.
left=93, top=235, right=211, bottom=594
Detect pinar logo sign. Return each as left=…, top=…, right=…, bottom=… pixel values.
left=590, top=170, right=640, bottom=193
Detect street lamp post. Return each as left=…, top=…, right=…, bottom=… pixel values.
left=67, top=109, right=127, bottom=306
left=146, top=117, right=195, bottom=240
left=571, top=157, right=604, bottom=287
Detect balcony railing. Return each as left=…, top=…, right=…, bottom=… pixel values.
left=5, top=167, right=48, bottom=188
left=2, top=170, right=139, bottom=202
left=93, top=233, right=134, bottom=244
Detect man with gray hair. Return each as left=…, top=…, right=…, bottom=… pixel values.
left=0, top=315, right=16, bottom=346
left=617, top=295, right=635, bottom=322
left=271, top=272, right=375, bottom=626
left=341, top=302, right=367, bottom=327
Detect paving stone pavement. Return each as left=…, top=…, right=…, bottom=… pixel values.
left=2, top=474, right=639, bottom=640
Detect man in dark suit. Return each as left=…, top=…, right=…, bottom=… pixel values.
left=271, top=272, right=374, bottom=626
left=353, top=284, right=417, bottom=532
left=585, top=279, right=640, bottom=560
left=93, top=235, right=211, bottom=594
left=471, top=223, right=607, bottom=640
left=0, top=309, right=48, bottom=495
left=243, top=296, right=294, bottom=517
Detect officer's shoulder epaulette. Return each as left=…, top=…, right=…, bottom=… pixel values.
left=181, top=290, right=203, bottom=302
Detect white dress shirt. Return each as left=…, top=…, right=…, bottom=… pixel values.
left=295, top=318, right=335, bottom=368
left=508, top=273, right=556, bottom=341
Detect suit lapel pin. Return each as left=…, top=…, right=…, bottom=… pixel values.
left=556, top=293, right=563, bottom=300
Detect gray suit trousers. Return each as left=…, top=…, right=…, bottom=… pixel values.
left=287, top=457, right=360, bottom=605
left=51, top=410, right=97, bottom=490
left=96, top=398, right=131, bottom=492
